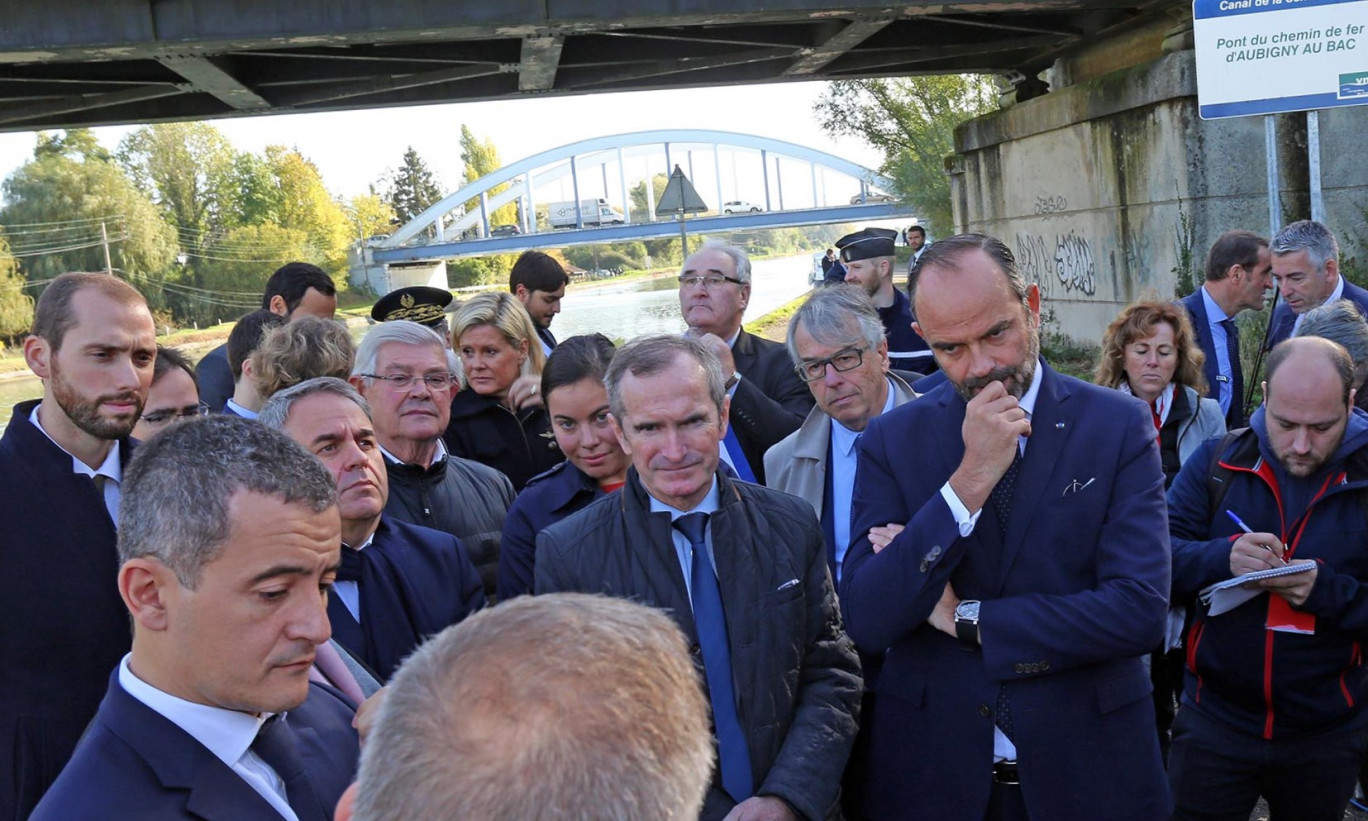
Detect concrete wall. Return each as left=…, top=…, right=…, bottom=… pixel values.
left=949, top=45, right=1368, bottom=344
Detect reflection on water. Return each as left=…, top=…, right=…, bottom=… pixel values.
left=0, top=253, right=817, bottom=431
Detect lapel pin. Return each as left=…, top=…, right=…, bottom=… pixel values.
left=1055, top=422, right=1065, bottom=429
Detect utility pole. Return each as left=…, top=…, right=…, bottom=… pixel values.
left=100, top=221, right=113, bottom=275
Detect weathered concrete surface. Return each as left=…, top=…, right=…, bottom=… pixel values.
left=950, top=44, right=1368, bottom=345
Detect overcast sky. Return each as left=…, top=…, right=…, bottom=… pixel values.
left=0, top=81, right=885, bottom=207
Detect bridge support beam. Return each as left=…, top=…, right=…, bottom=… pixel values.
left=948, top=32, right=1368, bottom=346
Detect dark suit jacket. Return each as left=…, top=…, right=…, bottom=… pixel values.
left=0, top=400, right=134, bottom=819
left=1267, top=277, right=1368, bottom=349
left=1180, top=288, right=1245, bottom=428
left=31, top=672, right=360, bottom=820
left=535, top=469, right=862, bottom=821
left=730, top=328, right=814, bottom=484
left=840, top=364, right=1172, bottom=821
left=195, top=343, right=234, bottom=414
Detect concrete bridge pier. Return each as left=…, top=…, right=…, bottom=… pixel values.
left=948, top=16, right=1368, bottom=344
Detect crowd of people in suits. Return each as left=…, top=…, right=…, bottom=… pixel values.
left=5, top=216, right=1368, bottom=821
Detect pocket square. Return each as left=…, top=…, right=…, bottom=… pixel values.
left=776, top=579, right=800, bottom=591
left=1062, top=477, right=1095, bottom=496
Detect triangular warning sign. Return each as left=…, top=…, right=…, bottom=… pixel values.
left=655, top=165, right=709, bottom=216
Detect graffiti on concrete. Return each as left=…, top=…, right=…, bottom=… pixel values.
left=1055, top=231, right=1096, bottom=295
left=1032, top=194, right=1069, bottom=216
left=1015, top=230, right=1097, bottom=298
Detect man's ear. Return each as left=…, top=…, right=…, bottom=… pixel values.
left=119, top=558, right=176, bottom=633
left=268, top=295, right=289, bottom=316
left=23, top=335, right=51, bottom=379
left=610, top=413, right=632, bottom=456
left=348, top=374, right=368, bottom=397
left=718, top=395, right=731, bottom=441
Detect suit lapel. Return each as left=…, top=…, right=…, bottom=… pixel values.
left=100, top=676, right=284, bottom=821
left=732, top=328, right=758, bottom=375
left=709, top=477, right=759, bottom=720
left=624, top=474, right=697, bottom=640
left=995, top=366, right=1072, bottom=592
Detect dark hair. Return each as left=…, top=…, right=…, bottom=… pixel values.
left=541, top=334, right=616, bottom=400
left=509, top=251, right=569, bottom=295
left=907, top=225, right=927, bottom=239
left=1205, top=230, right=1268, bottom=282
left=1267, top=336, right=1356, bottom=406
left=153, top=345, right=197, bottom=388
left=907, top=233, right=1027, bottom=314
left=31, top=272, right=147, bottom=351
left=262, top=262, right=336, bottom=314
left=227, top=309, right=287, bottom=379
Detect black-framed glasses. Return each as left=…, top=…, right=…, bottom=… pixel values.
left=677, top=274, right=745, bottom=290
left=359, top=372, right=457, bottom=391
left=795, top=346, right=868, bottom=382
left=141, top=403, right=210, bottom=426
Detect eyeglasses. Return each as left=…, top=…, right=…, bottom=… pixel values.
left=360, top=372, right=457, bottom=391
left=795, top=346, right=868, bottom=382
left=677, top=274, right=745, bottom=290
left=141, top=403, right=210, bottom=426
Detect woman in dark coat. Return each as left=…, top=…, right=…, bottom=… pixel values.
left=443, top=291, right=563, bottom=490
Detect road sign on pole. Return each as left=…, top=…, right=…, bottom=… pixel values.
left=1194, top=0, right=1368, bottom=118
left=655, top=164, right=709, bottom=256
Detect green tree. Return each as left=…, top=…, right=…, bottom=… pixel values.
left=814, top=76, right=996, bottom=233
left=458, top=126, right=516, bottom=229
left=348, top=192, right=397, bottom=242
left=1, top=131, right=178, bottom=305
left=117, top=122, right=237, bottom=256
left=383, top=147, right=444, bottom=224
left=629, top=173, right=670, bottom=217
left=0, top=235, right=33, bottom=346
left=192, top=223, right=319, bottom=318
left=264, top=146, right=352, bottom=282
left=229, top=150, right=283, bottom=227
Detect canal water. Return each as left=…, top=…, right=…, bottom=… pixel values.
left=0, top=252, right=816, bottom=431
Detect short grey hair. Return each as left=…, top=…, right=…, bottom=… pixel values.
left=605, top=335, right=725, bottom=422
left=1296, top=298, right=1368, bottom=388
left=258, top=377, right=372, bottom=431
left=353, top=320, right=449, bottom=379
left=118, top=416, right=337, bottom=588
left=694, top=239, right=752, bottom=284
left=351, top=593, right=714, bottom=821
left=786, top=284, right=886, bottom=366
left=1271, top=219, right=1338, bottom=272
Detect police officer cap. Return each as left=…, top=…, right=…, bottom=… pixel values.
left=371, top=286, right=454, bottom=328
left=836, top=227, right=898, bottom=263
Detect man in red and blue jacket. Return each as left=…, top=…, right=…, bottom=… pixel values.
left=1169, top=336, right=1368, bottom=821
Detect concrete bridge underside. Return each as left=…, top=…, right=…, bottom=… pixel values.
left=0, top=0, right=1177, bottom=131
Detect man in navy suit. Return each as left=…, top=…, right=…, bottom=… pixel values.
left=32, top=416, right=360, bottom=820
left=841, top=233, right=1171, bottom=821
left=1180, top=230, right=1272, bottom=428
left=0, top=273, right=157, bottom=818
left=1268, top=220, right=1368, bottom=349
left=264, top=377, right=485, bottom=682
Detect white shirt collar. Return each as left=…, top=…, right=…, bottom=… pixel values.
left=29, top=403, right=121, bottom=482
left=1018, top=359, right=1045, bottom=419
left=118, top=655, right=269, bottom=773
left=648, top=475, right=722, bottom=518
left=379, top=438, right=448, bottom=466
left=224, top=399, right=258, bottom=420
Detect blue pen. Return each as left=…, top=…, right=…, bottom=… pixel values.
left=1226, top=510, right=1286, bottom=565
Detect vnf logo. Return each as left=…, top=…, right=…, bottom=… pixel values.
left=1338, top=71, right=1368, bottom=99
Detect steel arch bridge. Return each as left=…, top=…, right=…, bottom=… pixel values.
left=371, top=128, right=903, bottom=263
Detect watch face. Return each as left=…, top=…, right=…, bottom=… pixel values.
left=956, top=601, right=980, bottom=621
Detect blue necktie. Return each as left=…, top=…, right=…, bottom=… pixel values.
left=1221, top=318, right=1244, bottom=427
left=722, top=427, right=757, bottom=482
left=674, top=513, right=754, bottom=803
left=251, top=715, right=328, bottom=821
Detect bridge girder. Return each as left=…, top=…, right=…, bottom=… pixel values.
left=0, top=0, right=1179, bottom=131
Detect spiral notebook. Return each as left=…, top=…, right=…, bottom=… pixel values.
left=1199, top=563, right=1314, bottom=616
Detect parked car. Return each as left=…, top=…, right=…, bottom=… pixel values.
left=722, top=200, right=763, bottom=214
left=490, top=224, right=521, bottom=237
left=850, top=193, right=897, bottom=204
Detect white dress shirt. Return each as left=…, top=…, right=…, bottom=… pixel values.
left=30, top=404, right=122, bottom=522
left=648, top=477, right=722, bottom=605
left=118, top=656, right=298, bottom=820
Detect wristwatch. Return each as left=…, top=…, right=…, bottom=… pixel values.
left=954, top=600, right=981, bottom=646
